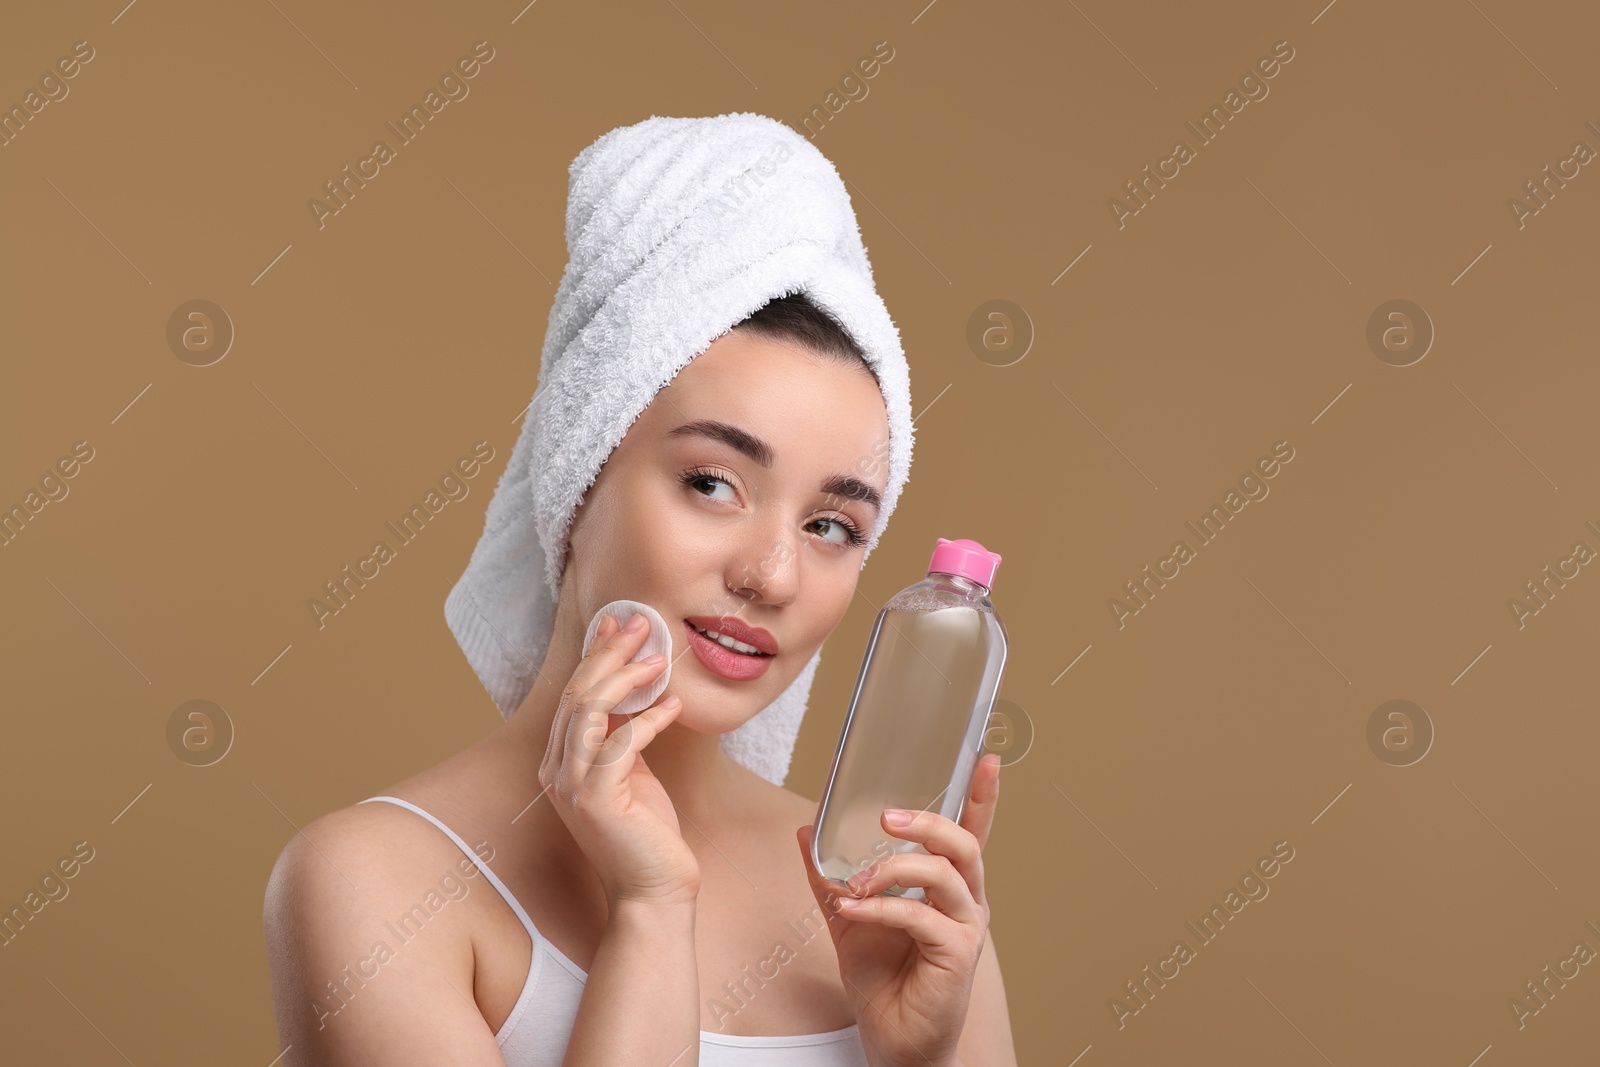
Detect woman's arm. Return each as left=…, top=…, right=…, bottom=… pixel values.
left=263, top=811, right=508, bottom=1066
left=954, top=929, right=1018, bottom=1066
left=562, top=897, right=700, bottom=1067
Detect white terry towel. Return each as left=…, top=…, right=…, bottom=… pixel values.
left=444, top=112, right=916, bottom=787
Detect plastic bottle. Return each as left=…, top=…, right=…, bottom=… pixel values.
left=811, top=537, right=1007, bottom=902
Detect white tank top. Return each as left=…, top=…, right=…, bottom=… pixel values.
left=359, top=796, right=868, bottom=1066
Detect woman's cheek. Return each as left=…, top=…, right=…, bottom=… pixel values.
left=635, top=492, right=712, bottom=570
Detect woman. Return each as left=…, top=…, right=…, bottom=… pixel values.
left=264, top=115, right=1016, bottom=1066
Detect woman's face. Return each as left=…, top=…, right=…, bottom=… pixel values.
left=559, top=327, right=891, bottom=734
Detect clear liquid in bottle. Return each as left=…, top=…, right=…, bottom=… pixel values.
left=811, top=538, right=1007, bottom=902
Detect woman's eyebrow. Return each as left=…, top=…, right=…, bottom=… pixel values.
left=666, top=419, right=882, bottom=512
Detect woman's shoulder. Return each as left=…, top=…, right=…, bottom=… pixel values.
left=265, top=743, right=502, bottom=909
left=262, top=780, right=510, bottom=1051
left=263, top=789, right=465, bottom=918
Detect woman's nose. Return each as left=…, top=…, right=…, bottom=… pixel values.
left=726, top=523, right=799, bottom=608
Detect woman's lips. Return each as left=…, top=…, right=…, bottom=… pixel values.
left=682, top=619, right=774, bottom=681
left=683, top=615, right=778, bottom=654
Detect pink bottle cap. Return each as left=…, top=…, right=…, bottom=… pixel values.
left=928, top=537, right=1001, bottom=591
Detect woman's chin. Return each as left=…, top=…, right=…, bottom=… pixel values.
left=664, top=678, right=781, bottom=734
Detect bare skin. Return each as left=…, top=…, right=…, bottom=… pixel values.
left=264, top=329, right=1017, bottom=1065
left=351, top=656, right=859, bottom=1040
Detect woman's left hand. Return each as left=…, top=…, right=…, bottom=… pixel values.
left=795, top=753, right=1002, bottom=1067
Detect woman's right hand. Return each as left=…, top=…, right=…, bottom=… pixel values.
left=539, top=612, right=700, bottom=909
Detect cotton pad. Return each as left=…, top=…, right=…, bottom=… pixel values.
left=582, top=600, right=673, bottom=716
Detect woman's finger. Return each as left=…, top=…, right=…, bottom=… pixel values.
left=558, top=653, right=669, bottom=783
left=794, top=825, right=855, bottom=933
left=842, top=850, right=983, bottom=925
left=587, top=695, right=683, bottom=790
left=541, top=614, right=621, bottom=785
left=572, top=612, right=656, bottom=693
left=544, top=615, right=662, bottom=790
left=959, top=753, right=1003, bottom=852
left=585, top=611, right=620, bottom=658
left=833, top=888, right=973, bottom=957
left=875, top=806, right=987, bottom=908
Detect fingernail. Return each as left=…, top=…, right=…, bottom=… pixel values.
left=846, top=870, right=870, bottom=891
left=643, top=652, right=665, bottom=664
left=625, top=613, right=647, bottom=633
left=884, top=808, right=913, bottom=827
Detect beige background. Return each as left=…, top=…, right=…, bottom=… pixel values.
left=4, top=0, right=1598, bottom=1063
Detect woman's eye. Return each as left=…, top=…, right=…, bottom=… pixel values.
left=809, top=518, right=848, bottom=545
left=809, top=517, right=867, bottom=548
left=681, top=469, right=737, bottom=502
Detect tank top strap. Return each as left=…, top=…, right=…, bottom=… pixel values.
left=358, top=795, right=543, bottom=945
